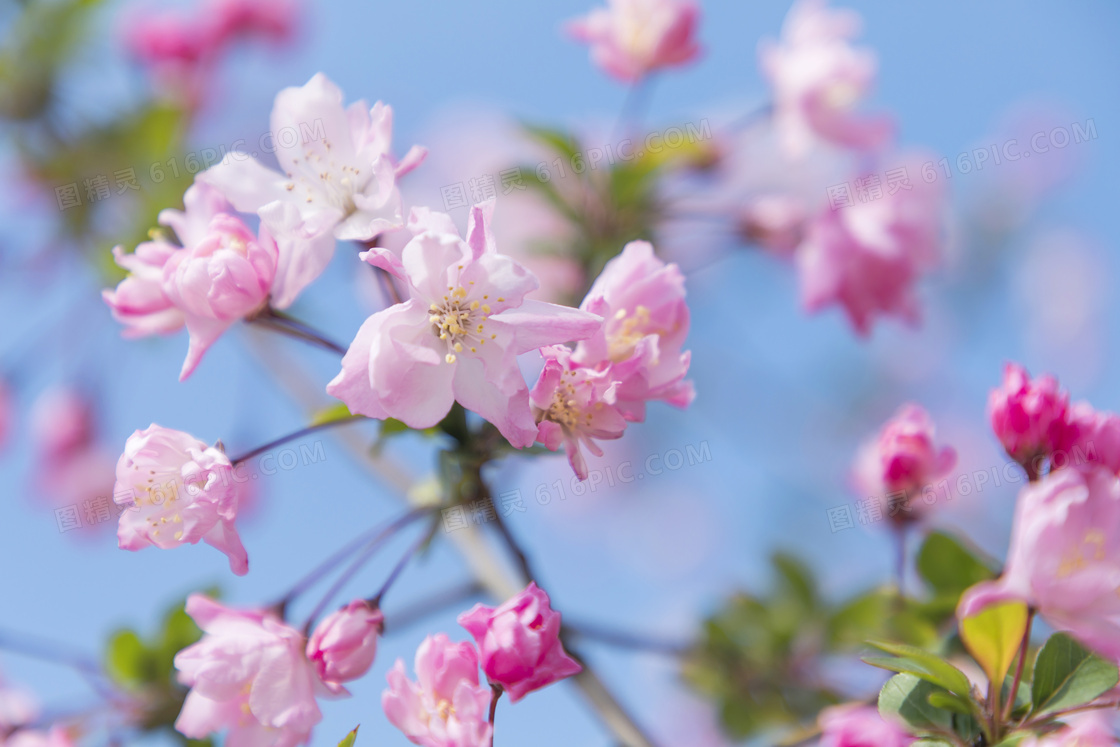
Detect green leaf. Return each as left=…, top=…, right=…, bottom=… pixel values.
left=879, top=673, right=954, bottom=733
left=337, top=726, right=359, bottom=747
left=917, top=532, right=997, bottom=596
left=866, top=640, right=974, bottom=698
left=1031, top=632, right=1119, bottom=715
left=310, top=402, right=353, bottom=426
left=927, top=691, right=974, bottom=715
left=960, top=601, right=1028, bottom=685
left=105, top=630, right=147, bottom=687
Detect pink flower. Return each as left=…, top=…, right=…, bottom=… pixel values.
left=852, top=404, right=956, bottom=523
left=1060, top=402, right=1120, bottom=474
left=531, top=346, right=627, bottom=480
left=989, top=363, right=1073, bottom=470
left=818, top=704, right=914, bottom=747
left=382, top=634, right=493, bottom=747
left=4, top=727, right=76, bottom=747
left=103, top=239, right=186, bottom=338
left=760, top=0, right=893, bottom=158
left=327, top=202, right=602, bottom=448
left=30, top=388, right=95, bottom=464
left=958, top=466, right=1120, bottom=662
left=798, top=158, right=944, bottom=335
left=175, top=595, right=322, bottom=747
left=306, top=600, right=384, bottom=694
left=113, top=425, right=249, bottom=575
left=199, top=73, right=425, bottom=249
left=737, top=194, right=807, bottom=256
left=208, top=0, right=297, bottom=43
left=0, top=672, right=39, bottom=735
left=1030, top=713, right=1115, bottom=746
left=161, top=209, right=278, bottom=380
left=567, top=0, right=701, bottom=83
left=572, top=240, right=693, bottom=422
left=457, top=582, right=583, bottom=702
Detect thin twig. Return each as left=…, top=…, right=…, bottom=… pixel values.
left=564, top=621, right=690, bottom=657
left=369, top=518, right=438, bottom=608
left=247, top=308, right=347, bottom=355
left=1005, top=609, right=1035, bottom=722
left=230, top=415, right=367, bottom=465
left=381, top=582, right=486, bottom=634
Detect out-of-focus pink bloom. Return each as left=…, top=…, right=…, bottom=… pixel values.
left=0, top=379, right=11, bottom=452
left=30, top=388, right=95, bottom=463
left=208, top=0, right=297, bottom=43
left=852, top=404, right=956, bottom=522
left=327, top=202, right=602, bottom=448
left=1060, top=401, right=1120, bottom=474
left=572, top=241, right=693, bottom=422
left=175, top=594, right=321, bottom=747
left=798, top=159, right=944, bottom=335
left=760, top=0, right=893, bottom=158
left=737, top=194, right=806, bottom=256
left=161, top=210, right=277, bottom=380
left=0, top=672, right=39, bottom=735
left=567, top=0, right=701, bottom=83
left=958, top=465, right=1120, bottom=662
left=989, top=363, right=1073, bottom=471
left=531, top=345, right=627, bottom=480
left=457, top=582, right=582, bottom=702
left=818, top=704, right=914, bottom=747
left=306, top=600, right=384, bottom=695
left=200, top=73, right=425, bottom=252
left=1029, top=712, right=1115, bottom=746
left=4, top=727, right=76, bottom=747
left=113, top=425, right=249, bottom=575
left=382, top=634, right=492, bottom=747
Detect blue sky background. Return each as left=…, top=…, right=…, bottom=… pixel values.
left=1, top=1, right=1119, bottom=745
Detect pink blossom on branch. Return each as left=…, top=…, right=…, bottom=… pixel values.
left=199, top=73, right=426, bottom=250
left=760, top=0, right=893, bottom=158
left=852, top=403, right=956, bottom=524
left=567, top=0, right=702, bottom=83
left=572, top=240, right=694, bottom=422
left=457, top=582, right=583, bottom=702
left=1060, top=401, right=1120, bottom=474
left=382, top=634, right=493, bottom=747
left=797, top=157, right=945, bottom=335
left=174, top=594, right=322, bottom=747
left=958, top=465, right=1120, bottom=662
left=818, top=703, right=914, bottom=747
left=306, top=600, right=384, bottom=695
left=531, top=345, right=628, bottom=481
left=327, top=201, right=603, bottom=448
left=113, top=425, right=249, bottom=575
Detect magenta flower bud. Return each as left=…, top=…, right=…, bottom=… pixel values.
left=1059, top=401, right=1120, bottom=474
left=307, top=600, right=384, bottom=693
left=818, top=704, right=914, bottom=747
left=457, top=583, right=582, bottom=702
left=988, top=363, right=1071, bottom=469
left=113, top=424, right=248, bottom=575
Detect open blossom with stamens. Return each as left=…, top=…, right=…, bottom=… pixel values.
left=199, top=72, right=425, bottom=254
left=328, top=201, right=602, bottom=448
left=958, top=465, right=1120, bottom=662
left=113, top=425, right=249, bottom=575
left=382, top=634, right=493, bottom=747
left=458, top=583, right=583, bottom=702
left=572, top=240, right=693, bottom=422
left=567, top=0, right=701, bottom=83
left=798, top=156, right=945, bottom=335
left=531, top=346, right=627, bottom=480
left=175, top=595, right=322, bottom=747
left=852, top=403, right=956, bottom=523
left=760, top=0, right=893, bottom=158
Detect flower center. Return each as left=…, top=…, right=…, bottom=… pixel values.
left=435, top=698, right=455, bottom=722
left=285, top=140, right=366, bottom=215
left=607, top=305, right=656, bottom=362
left=429, top=282, right=499, bottom=364
left=543, top=373, right=595, bottom=433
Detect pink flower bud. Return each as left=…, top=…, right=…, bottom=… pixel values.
left=457, top=583, right=582, bottom=702
left=307, top=600, right=384, bottom=693
left=818, top=704, right=914, bottom=747
left=567, top=0, right=702, bottom=83
left=102, top=241, right=186, bottom=338
left=113, top=424, right=248, bottom=575
left=1059, top=401, right=1120, bottom=474
left=988, top=363, right=1071, bottom=468
left=382, top=634, right=493, bottom=747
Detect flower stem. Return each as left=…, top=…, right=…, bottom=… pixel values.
left=1005, top=609, right=1035, bottom=722
left=248, top=307, right=348, bottom=356
left=368, top=518, right=438, bottom=608
left=230, top=415, right=366, bottom=465
left=381, top=582, right=486, bottom=634
left=488, top=683, right=503, bottom=746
